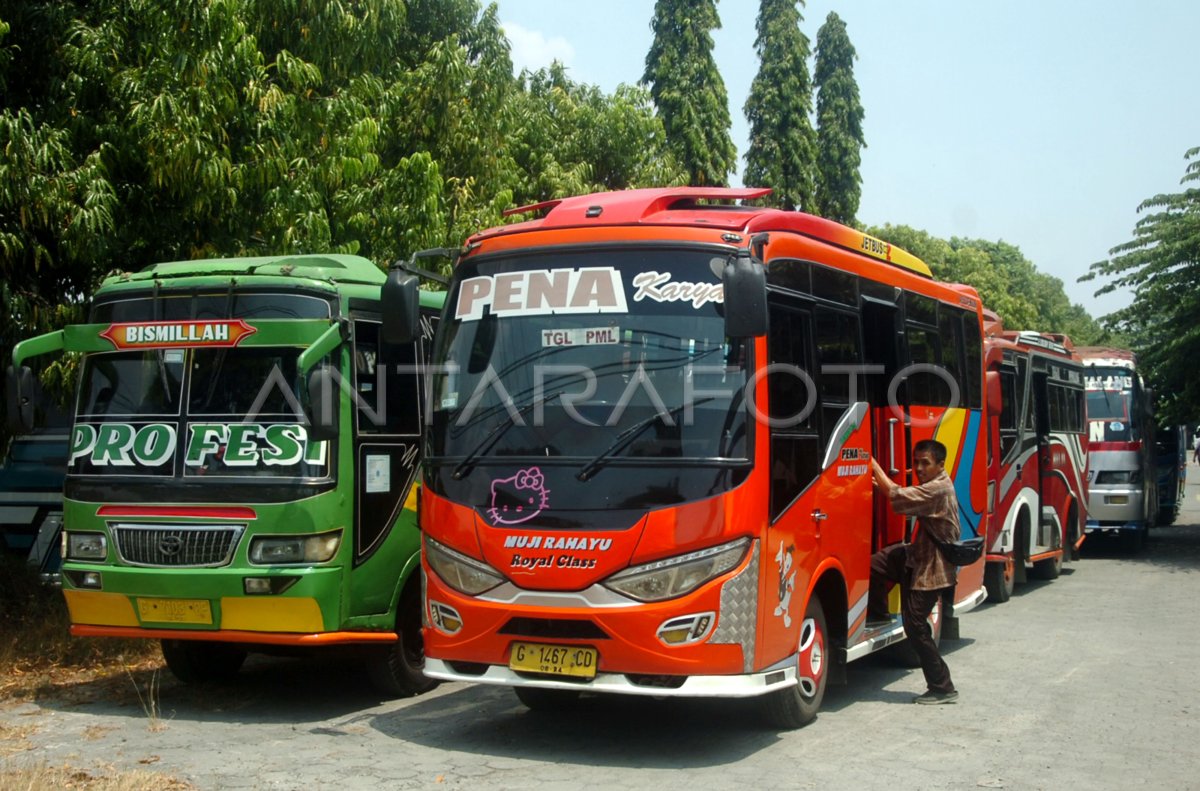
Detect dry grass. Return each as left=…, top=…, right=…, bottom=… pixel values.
left=1, top=558, right=192, bottom=788
left=0, top=761, right=196, bottom=790
left=0, top=555, right=162, bottom=702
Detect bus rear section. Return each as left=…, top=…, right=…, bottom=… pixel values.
left=982, top=320, right=1088, bottom=603
left=396, top=188, right=990, bottom=728
left=8, top=254, right=444, bottom=694
left=1154, top=424, right=1186, bottom=526
left=1078, top=348, right=1157, bottom=551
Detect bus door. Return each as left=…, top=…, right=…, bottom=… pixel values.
left=1031, top=369, right=1055, bottom=552
left=348, top=317, right=425, bottom=616
left=861, top=297, right=906, bottom=550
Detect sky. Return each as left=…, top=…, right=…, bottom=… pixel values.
left=493, top=0, right=1200, bottom=321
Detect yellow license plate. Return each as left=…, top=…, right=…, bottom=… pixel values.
left=137, top=598, right=213, bottom=625
left=509, top=642, right=598, bottom=679
left=1107, top=495, right=1129, bottom=505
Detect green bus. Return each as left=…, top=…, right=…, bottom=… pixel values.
left=7, top=254, right=443, bottom=694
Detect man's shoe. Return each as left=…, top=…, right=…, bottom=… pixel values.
left=914, top=690, right=958, bottom=705
left=865, top=615, right=893, bottom=629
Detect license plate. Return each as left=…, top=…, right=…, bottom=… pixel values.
left=137, top=598, right=213, bottom=625
left=508, top=642, right=598, bottom=679
left=1107, top=495, right=1129, bottom=505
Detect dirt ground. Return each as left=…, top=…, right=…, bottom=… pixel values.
left=4, top=463, right=1200, bottom=790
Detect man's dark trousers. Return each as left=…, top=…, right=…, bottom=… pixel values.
left=869, top=544, right=955, bottom=694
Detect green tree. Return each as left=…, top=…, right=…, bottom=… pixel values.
left=508, top=63, right=684, bottom=204
left=642, top=0, right=736, bottom=187
left=0, top=2, right=112, bottom=405
left=871, top=224, right=1106, bottom=345
left=813, top=12, right=864, bottom=224
left=1083, top=147, right=1200, bottom=423
left=743, top=0, right=816, bottom=211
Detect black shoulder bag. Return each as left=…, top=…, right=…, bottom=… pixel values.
left=929, top=505, right=985, bottom=566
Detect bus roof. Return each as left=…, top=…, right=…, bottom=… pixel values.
left=477, top=187, right=933, bottom=278
left=1077, top=346, right=1138, bottom=367
left=100, top=254, right=388, bottom=289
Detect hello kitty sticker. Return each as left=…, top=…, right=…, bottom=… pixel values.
left=488, top=467, right=551, bottom=525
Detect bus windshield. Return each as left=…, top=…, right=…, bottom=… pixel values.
left=71, top=347, right=329, bottom=480
left=1085, top=390, right=1130, bottom=421
left=426, top=248, right=751, bottom=520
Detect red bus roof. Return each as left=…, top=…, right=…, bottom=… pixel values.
left=475, top=187, right=933, bottom=278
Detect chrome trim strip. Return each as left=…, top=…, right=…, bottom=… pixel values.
left=423, top=656, right=798, bottom=699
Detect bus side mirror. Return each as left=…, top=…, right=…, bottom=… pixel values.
left=382, top=270, right=420, bottom=347
left=986, top=371, right=1002, bottom=416
left=306, top=365, right=339, bottom=443
left=723, top=257, right=768, bottom=338
left=5, top=365, right=36, bottom=434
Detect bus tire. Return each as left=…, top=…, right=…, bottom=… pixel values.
left=1157, top=506, right=1177, bottom=527
left=984, top=557, right=1014, bottom=603
left=514, top=686, right=582, bottom=711
left=160, top=639, right=246, bottom=684
left=761, top=596, right=828, bottom=729
left=367, top=583, right=439, bottom=697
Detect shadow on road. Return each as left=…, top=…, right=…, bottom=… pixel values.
left=31, top=652, right=398, bottom=726
left=369, top=682, right=785, bottom=768
left=1081, top=522, right=1200, bottom=573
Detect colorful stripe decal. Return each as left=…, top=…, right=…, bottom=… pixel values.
left=945, top=410, right=984, bottom=539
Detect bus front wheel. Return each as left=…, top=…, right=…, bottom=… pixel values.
left=761, top=596, right=828, bottom=729
left=367, top=582, right=439, bottom=697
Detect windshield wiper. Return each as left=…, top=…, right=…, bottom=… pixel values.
left=450, top=387, right=581, bottom=479
left=576, top=398, right=713, bottom=482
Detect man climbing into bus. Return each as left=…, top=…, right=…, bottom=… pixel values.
left=866, top=439, right=960, bottom=704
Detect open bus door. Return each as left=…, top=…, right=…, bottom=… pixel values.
left=862, top=298, right=907, bottom=551
left=1030, top=369, right=1065, bottom=578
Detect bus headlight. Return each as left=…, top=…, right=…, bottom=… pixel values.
left=248, top=530, right=341, bottom=565
left=424, top=536, right=505, bottom=595
left=64, top=531, right=108, bottom=561
left=603, top=537, right=750, bottom=602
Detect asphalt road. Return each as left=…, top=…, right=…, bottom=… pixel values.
left=4, top=463, right=1200, bottom=790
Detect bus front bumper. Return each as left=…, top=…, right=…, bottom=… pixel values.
left=423, top=656, right=798, bottom=699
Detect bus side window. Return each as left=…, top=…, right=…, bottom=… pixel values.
left=999, top=369, right=1018, bottom=459
left=767, top=298, right=821, bottom=522
left=814, top=306, right=863, bottom=439
left=354, top=321, right=421, bottom=437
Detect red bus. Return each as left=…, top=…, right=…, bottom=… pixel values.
left=982, top=314, right=1089, bottom=602
left=384, top=188, right=989, bottom=727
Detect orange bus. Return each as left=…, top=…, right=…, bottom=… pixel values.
left=384, top=188, right=989, bottom=727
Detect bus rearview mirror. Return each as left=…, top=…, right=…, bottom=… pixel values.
left=722, top=256, right=768, bottom=338
left=306, top=365, right=340, bottom=443
left=382, top=270, right=420, bottom=347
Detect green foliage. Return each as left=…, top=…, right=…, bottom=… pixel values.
left=509, top=64, right=684, bottom=204
left=743, top=0, right=816, bottom=211
left=870, top=224, right=1107, bottom=346
left=642, top=0, right=737, bottom=187
left=1084, top=147, right=1200, bottom=423
left=0, top=0, right=685, bottom=429
left=813, top=12, right=864, bottom=224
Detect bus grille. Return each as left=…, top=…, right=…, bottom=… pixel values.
left=112, top=524, right=245, bottom=568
